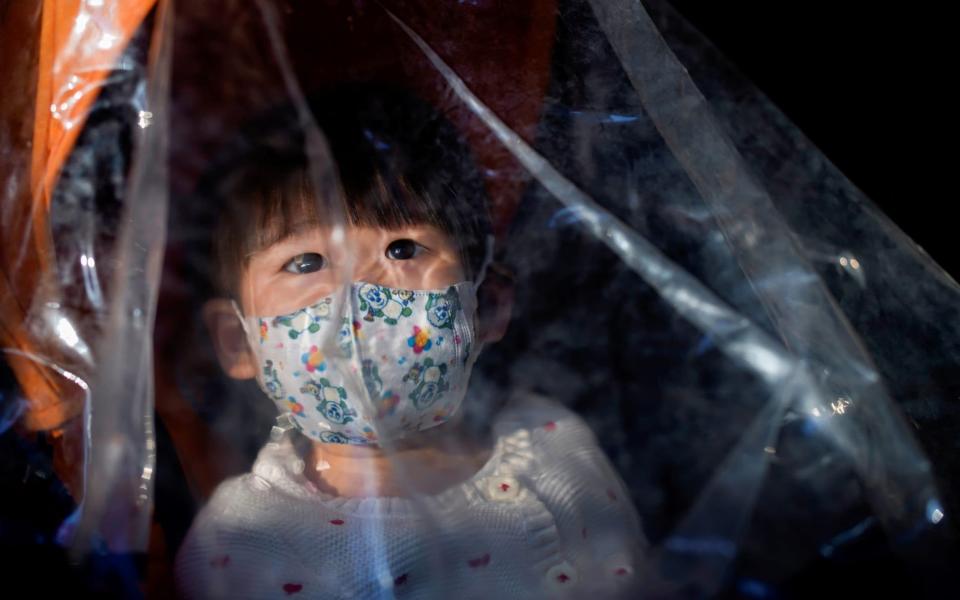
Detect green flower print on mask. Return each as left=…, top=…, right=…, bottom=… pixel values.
left=425, top=287, right=460, bottom=330
left=358, top=283, right=414, bottom=325
left=402, top=357, right=449, bottom=409
left=318, top=430, right=371, bottom=445
left=273, top=297, right=333, bottom=340
left=262, top=360, right=285, bottom=402
left=300, top=377, right=356, bottom=424
left=337, top=317, right=353, bottom=358
left=362, top=359, right=383, bottom=398
left=362, top=359, right=402, bottom=418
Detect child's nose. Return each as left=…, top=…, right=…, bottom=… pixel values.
left=350, top=254, right=396, bottom=288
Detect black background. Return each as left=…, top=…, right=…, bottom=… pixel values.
left=667, top=1, right=955, bottom=278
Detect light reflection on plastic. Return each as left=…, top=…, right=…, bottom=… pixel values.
left=737, top=578, right=773, bottom=599
left=362, top=128, right=391, bottom=151
left=97, top=33, right=118, bottom=50
left=926, top=498, right=945, bottom=524
left=56, top=317, right=81, bottom=348
left=137, top=110, right=153, bottom=129
left=830, top=401, right=844, bottom=415
left=839, top=255, right=861, bottom=270
left=548, top=206, right=589, bottom=228
left=820, top=517, right=875, bottom=557
left=568, top=110, right=640, bottom=124
left=74, top=12, right=90, bottom=32
left=80, top=254, right=96, bottom=268
left=0, top=392, right=26, bottom=435
left=830, top=397, right=851, bottom=415
left=138, top=465, right=154, bottom=506
left=738, top=343, right=791, bottom=381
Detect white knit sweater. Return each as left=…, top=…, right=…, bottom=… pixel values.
left=175, top=396, right=645, bottom=599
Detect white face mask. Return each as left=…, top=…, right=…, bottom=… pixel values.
left=237, top=281, right=480, bottom=445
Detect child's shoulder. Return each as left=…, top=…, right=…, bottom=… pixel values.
left=190, top=439, right=319, bottom=535
left=200, top=470, right=281, bottom=520
left=175, top=444, right=333, bottom=598
left=491, top=391, right=647, bottom=568
left=494, top=391, right=599, bottom=445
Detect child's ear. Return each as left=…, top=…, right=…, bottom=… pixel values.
left=476, top=265, right=514, bottom=344
left=203, top=298, right=258, bottom=380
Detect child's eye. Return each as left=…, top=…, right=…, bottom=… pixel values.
left=385, top=239, right=425, bottom=261
left=282, top=253, right=326, bottom=274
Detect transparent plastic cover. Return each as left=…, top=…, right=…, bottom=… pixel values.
left=1, top=0, right=957, bottom=597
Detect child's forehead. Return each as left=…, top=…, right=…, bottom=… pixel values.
left=255, top=222, right=455, bottom=253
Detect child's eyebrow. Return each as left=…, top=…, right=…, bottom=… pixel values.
left=246, top=222, right=330, bottom=259
left=245, top=221, right=446, bottom=259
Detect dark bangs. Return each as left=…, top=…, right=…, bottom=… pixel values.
left=208, top=85, right=491, bottom=296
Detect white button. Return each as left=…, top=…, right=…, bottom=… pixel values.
left=545, top=562, right=579, bottom=591
left=483, top=476, right=521, bottom=501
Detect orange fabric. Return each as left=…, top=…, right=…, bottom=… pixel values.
left=1, top=0, right=156, bottom=431
left=31, top=0, right=157, bottom=213
left=0, top=0, right=64, bottom=432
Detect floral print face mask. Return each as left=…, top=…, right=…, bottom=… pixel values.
left=238, top=281, right=480, bottom=445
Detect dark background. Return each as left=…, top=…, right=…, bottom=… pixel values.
left=1, top=3, right=954, bottom=597
left=667, top=1, right=955, bottom=278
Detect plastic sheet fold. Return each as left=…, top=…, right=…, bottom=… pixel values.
left=1, top=0, right=957, bottom=596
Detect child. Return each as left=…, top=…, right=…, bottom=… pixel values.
left=175, top=86, right=644, bottom=599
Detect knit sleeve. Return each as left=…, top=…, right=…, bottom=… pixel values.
left=174, top=476, right=321, bottom=600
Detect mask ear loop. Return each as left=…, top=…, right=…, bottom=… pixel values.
left=229, top=299, right=250, bottom=336
left=473, top=234, right=496, bottom=292
left=230, top=299, right=299, bottom=443
left=465, top=234, right=497, bottom=358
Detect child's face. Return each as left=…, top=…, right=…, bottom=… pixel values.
left=238, top=224, right=466, bottom=317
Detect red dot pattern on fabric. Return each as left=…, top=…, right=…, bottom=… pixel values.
left=500, top=482, right=510, bottom=492
left=467, top=553, right=491, bottom=568
left=394, top=573, right=408, bottom=586
left=209, top=554, right=230, bottom=568
left=282, top=582, right=303, bottom=594
left=606, top=489, right=618, bottom=502
left=329, top=519, right=345, bottom=525
left=615, top=567, right=629, bottom=576
left=556, top=573, right=570, bottom=583
left=543, top=421, right=557, bottom=431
